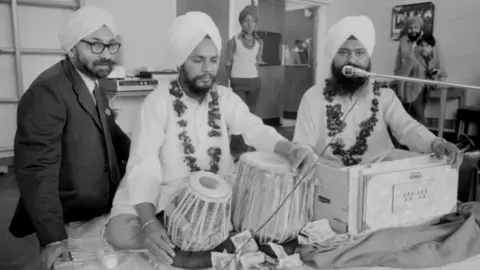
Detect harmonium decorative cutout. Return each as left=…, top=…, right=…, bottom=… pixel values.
left=313, top=149, right=459, bottom=234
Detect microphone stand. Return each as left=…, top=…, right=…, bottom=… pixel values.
left=365, top=71, right=480, bottom=91
left=343, top=66, right=480, bottom=137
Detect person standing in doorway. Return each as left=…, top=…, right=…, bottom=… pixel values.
left=225, top=5, right=264, bottom=159
left=393, top=16, right=447, bottom=124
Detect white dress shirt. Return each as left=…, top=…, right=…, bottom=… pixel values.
left=75, top=67, right=97, bottom=102
left=293, top=79, right=438, bottom=167
left=112, top=81, right=285, bottom=214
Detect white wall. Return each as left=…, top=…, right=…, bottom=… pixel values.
left=324, top=0, right=480, bottom=120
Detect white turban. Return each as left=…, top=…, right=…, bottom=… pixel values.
left=167, top=12, right=222, bottom=67
left=58, top=6, right=117, bottom=52
left=325, top=15, right=375, bottom=65
left=321, top=15, right=375, bottom=79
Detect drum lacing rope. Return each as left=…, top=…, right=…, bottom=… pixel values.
left=222, top=98, right=360, bottom=269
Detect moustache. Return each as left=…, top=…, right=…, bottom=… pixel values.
left=94, top=59, right=116, bottom=66
left=195, top=74, right=215, bottom=81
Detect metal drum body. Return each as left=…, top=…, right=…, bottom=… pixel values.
left=231, top=152, right=314, bottom=244
left=164, top=171, right=232, bottom=251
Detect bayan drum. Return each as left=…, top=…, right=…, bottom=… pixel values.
left=232, top=151, right=314, bottom=244
left=164, top=171, right=233, bottom=251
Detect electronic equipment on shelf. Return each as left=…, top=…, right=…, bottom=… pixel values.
left=99, top=78, right=158, bottom=92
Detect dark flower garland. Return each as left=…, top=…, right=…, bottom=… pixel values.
left=169, top=80, right=223, bottom=173
left=323, top=79, right=386, bottom=166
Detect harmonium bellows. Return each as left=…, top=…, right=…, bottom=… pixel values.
left=313, top=149, right=458, bottom=234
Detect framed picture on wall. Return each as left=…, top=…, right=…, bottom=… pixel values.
left=391, top=2, right=434, bottom=41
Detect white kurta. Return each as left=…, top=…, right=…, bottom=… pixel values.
left=293, top=79, right=438, bottom=167
left=111, top=81, right=285, bottom=217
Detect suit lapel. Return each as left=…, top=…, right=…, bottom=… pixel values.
left=62, top=60, right=102, bottom=130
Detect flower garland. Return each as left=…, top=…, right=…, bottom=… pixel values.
left=323, top=79, right=387, bottom=166
left=169, top=80, right=223, bottom=173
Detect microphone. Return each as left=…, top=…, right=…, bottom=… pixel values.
left=342, top=65, right=370, bottom=78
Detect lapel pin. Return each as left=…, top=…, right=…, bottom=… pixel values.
left=105, top=108, right=111, bottom=116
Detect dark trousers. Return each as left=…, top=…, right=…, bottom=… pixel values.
left=230, top=77, right=262, bottom=159
left=230, top=77, right=261, bottom=114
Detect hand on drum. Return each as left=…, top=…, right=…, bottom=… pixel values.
left=275, top=141, right=316, bottom=181
left=142, top=220, right=176, bottom=265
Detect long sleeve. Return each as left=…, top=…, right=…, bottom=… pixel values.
left=382, top=88, right=437, bottom=153
left=393, top=43, right=403, bottom=75
left=293, top=89, right=318, bottom=152
left=224, top=88, right=285, bottom=152
left=111, top=123, right=131, bottom=178
left=256, top=38, right=264, bottom=64
left=14, top=85, right=67, bottom=246
left=434, top=43, right=447, bottom=78
left=124, top=92, right=166, bottom=207
left=225, top=37, right=235, bottom=68
left=396, top=47, right=417, bottom=77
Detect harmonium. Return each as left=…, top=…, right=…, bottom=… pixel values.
left=313, top=149, right=459, bottom=234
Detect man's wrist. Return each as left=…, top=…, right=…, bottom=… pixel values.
left=430, top=137, right=447, bottom=152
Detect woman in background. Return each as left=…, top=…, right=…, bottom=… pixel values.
left=225, top=5, right=264, bottom=158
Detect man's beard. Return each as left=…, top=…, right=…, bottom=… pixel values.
left=181, top=71, right=217, bottom=96
left=407, top=31, right=421, bottom=42
left=331, top=62, right=371, bottom=95
left=74, top=52, right=116, bottom=80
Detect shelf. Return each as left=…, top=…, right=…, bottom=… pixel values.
left=106, top=90, right=153, bottom=98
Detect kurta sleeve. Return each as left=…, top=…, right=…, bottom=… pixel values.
left=293, top=89, right=318, bottom=152
left=125, top=90, right=167, bottom=207
left=223, top=88, right=285, bottom=152
left=382, top=88, right=437, bottom=153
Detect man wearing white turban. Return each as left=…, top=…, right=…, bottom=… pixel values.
left=293, top=16, right=461, bottom=168
left=104, top=11, right=315, bottom=266
left=10, top=6, right=130, bottom=270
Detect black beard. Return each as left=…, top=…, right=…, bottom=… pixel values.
left=179, top=68, right=217, bottom=97
left=407, top=31, right=421, bottom=42
left=72, top=53, right=116, bottom=80
left=330, top=62, right=371, bottom=95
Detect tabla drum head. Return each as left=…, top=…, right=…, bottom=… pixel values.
left=240, top=151, right=292, bottom=174
left=188, top=171, right=231, bottom=201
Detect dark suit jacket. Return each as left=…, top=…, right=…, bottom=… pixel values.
left=9, top=59, right=131, bottom=246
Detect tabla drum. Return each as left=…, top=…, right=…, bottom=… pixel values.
left=231, top=151, right=314, bottom=244
left=164, top=171, right=233, bottom=251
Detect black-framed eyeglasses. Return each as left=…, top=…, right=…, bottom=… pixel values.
left=80, top=40, right=121, bottom=54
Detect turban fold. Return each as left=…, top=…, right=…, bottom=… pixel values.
left=167, top=12, right=222, bottom=68
left=239, top=5, right=258, bottom=23
left=58, top=6, right=116, bottom=52
left=318, top=15, right=375, bottom=81
left=325, top=15, right=376, bottom=66
left=405, top=16, right=424, bottom=29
